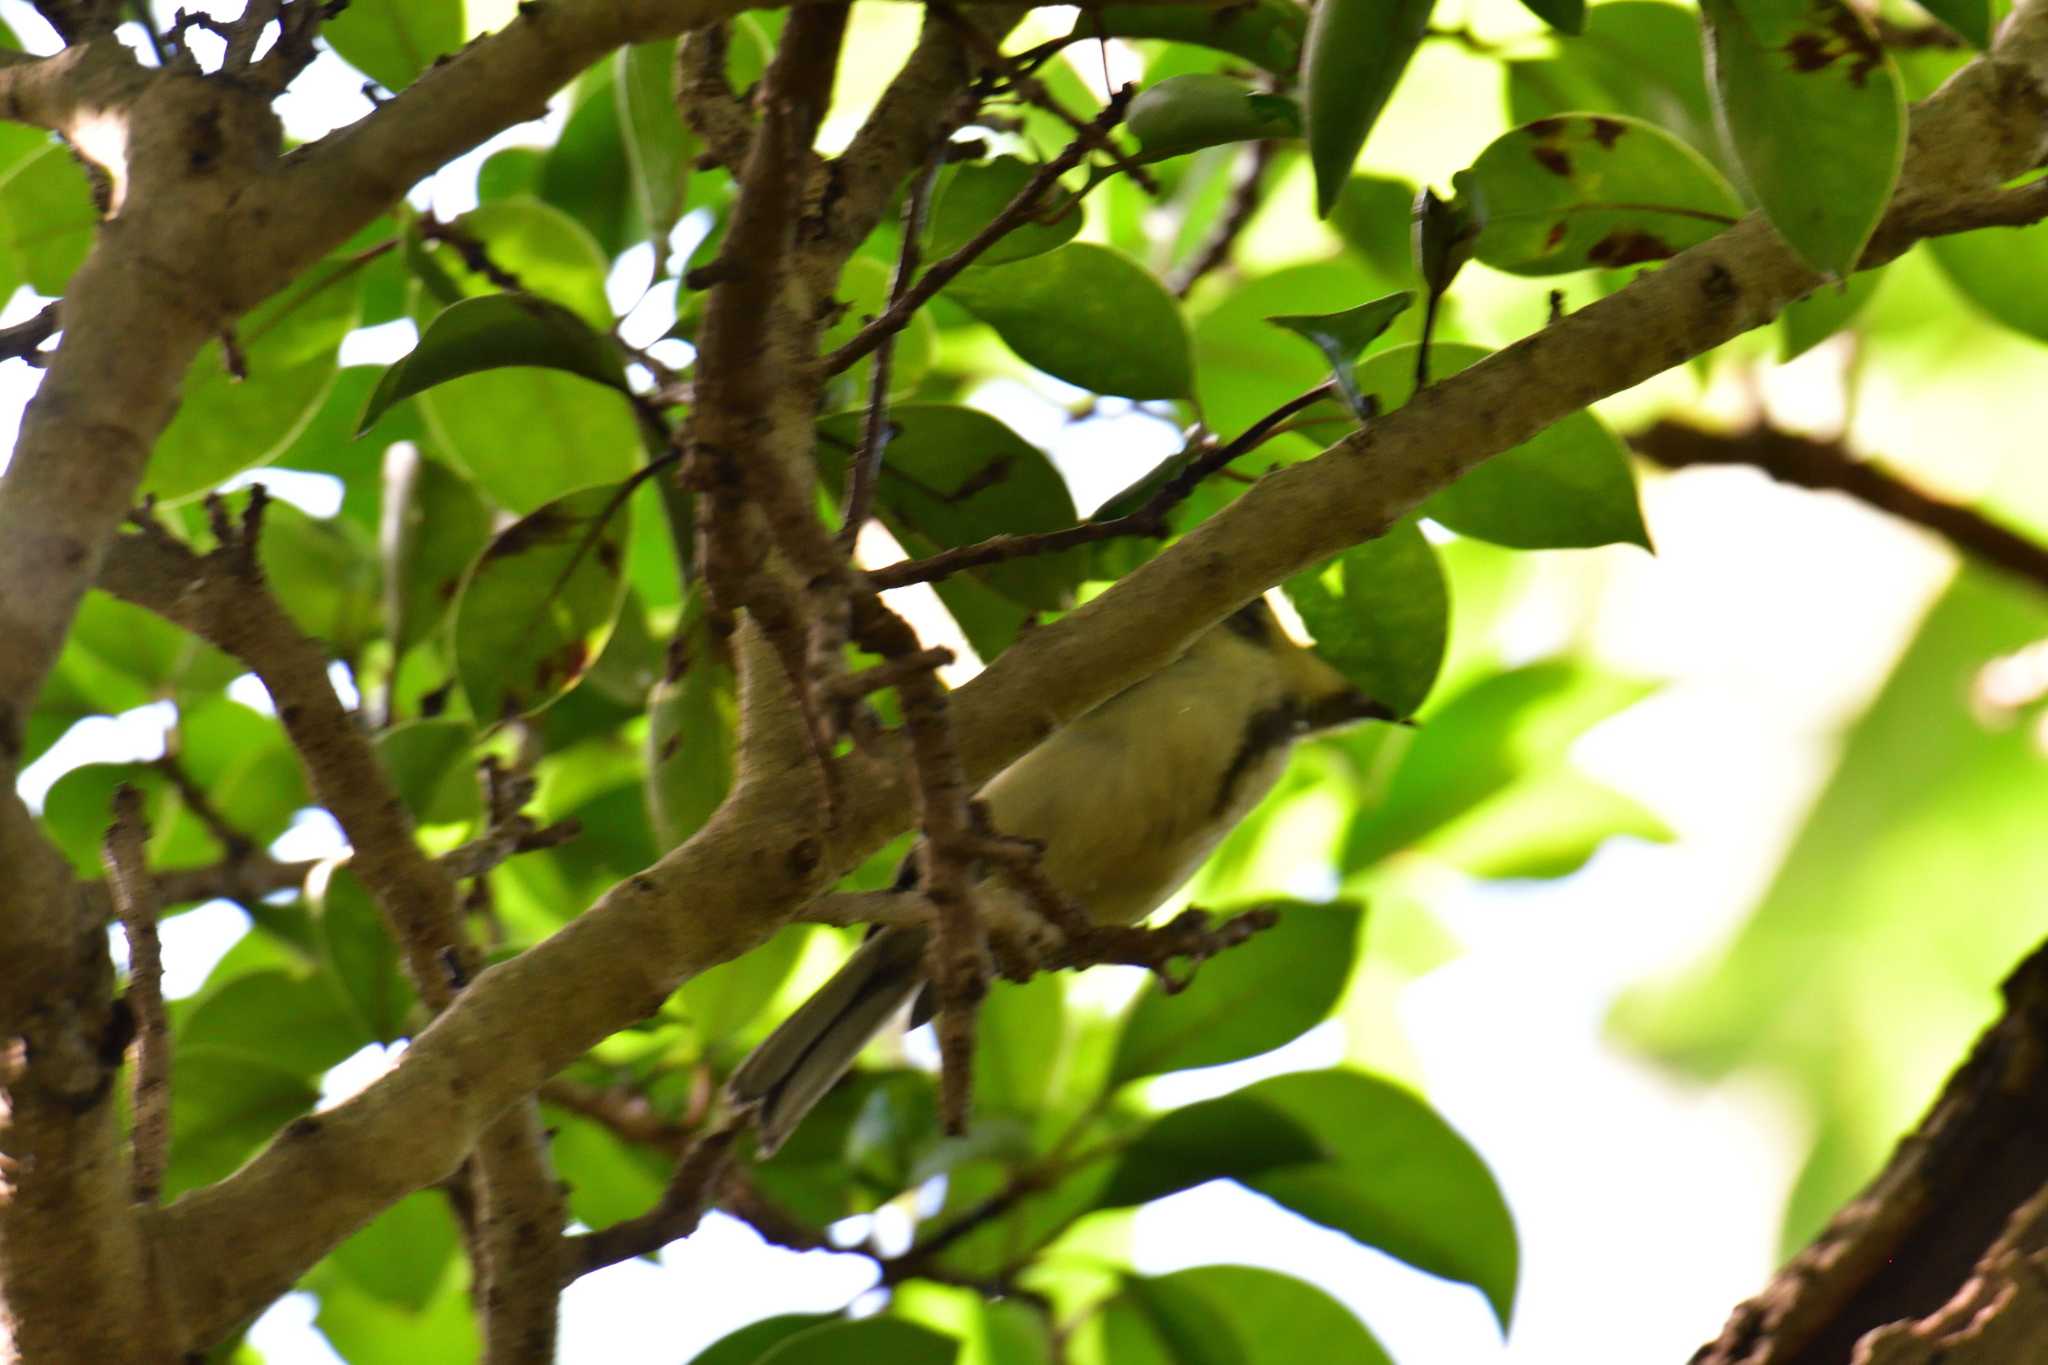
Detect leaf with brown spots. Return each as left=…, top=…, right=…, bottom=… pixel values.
left=1701, top=0, right=1904, bottom=275
left=452, top=483, right=633, bottom=723
left=1455, top=114, right=1740, bottom=276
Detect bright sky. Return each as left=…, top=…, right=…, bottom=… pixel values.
left=0, top=2, right=1964, bottom=1359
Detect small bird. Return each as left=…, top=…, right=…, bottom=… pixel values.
left=728, top=597, right=1394, bottom=1154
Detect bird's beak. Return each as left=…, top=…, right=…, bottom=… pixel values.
left=1303, top=688, right=1402, bottom=733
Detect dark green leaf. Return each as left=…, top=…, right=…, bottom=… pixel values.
left=1701, top=0, right=1904, bottom=275
left=1913, top=0, right=1992, bottom=46
left=313, top=865, right=417, bottom=1044
left=1303, top=0, right=1436, bottom=216
left=179, top=969, right=367, bottom=1076
left=322, top=0, right=459, bottom=91
left=975, top=973, right=1066, bottom=1116
left=759, top=1318, right=960, bottom=1365
left=1518, top=0, right=1585, bottom=33
left=1086, top=0, right=1308, bottom=74
left=927, top=156, right=1083, bottom=268
left=1328, top=175, right=1419, bottom=282
left=478, top=147, right=545, bottom=202
left=816, top=405, right=1084, bottom=612
left=1285, top=516, right=1447, bottom=716
left=1100, top=1095, right=1326, bottom=1208
left=438, top=198, right=616, bottom=328
left=361, top=294, right=629, bottom=434
left=453, top=483, right=634, bottom=722
left=945, top=244, right=1192, bottom=399
left=679, top=926, right=809, bottom=1056
left=1104, top=1274, right=1247, bottom=1365
left=686, top=1316, right=836, bottom=1365
left=1456, top=115, right=1741, bottom=276
left=538, top=63, right=642, bottom=259
left=1268, top=291, right=1413, bottom=416
left=372, top=719, right=481, bottom=827
left=256, top=500, right=380, bottom=653
left=1423, top=768, right=1673, bottom=879
left=1110, top=903, right=1363, bottom=1086
left=1128, top=76, right=1301, bottom=163
left=1147, top=1267, right=1394, bottom=1365
left=1327, top=344, right=1649, bottom=549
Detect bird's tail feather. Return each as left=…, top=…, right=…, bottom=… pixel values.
left=727, top=926, right=927, bottom=1156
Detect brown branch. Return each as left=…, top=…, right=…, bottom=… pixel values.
left=0, top=302, right=61, bottom=365
left=1691, top=936, right=2048, bottom=1364
left=822, top=85, right=1136, bottom=378
left=564, top=1122, right=742, bottom=1280
left=676, top=23, right=758, bottom=172
left=1168, top=137, right=1276, bottom=299
left=1632, top=419, right=2048, bottom=594
left=102, top=785, right=169, bottom=1205
left=1854, top=1182, right=2048, bottom=1363
left=869, top=380, right=1336, bottom=592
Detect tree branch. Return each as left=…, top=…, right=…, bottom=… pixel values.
left=102, top=785, right=170, bottom=1206
left=1691, top=936, right=2048, bottom=1363
left=1633, top=419, right=2048, bottom=595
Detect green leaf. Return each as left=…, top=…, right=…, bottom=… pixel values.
left=361, top=294, right=629, bottom=434
left=329, top=1192, right=459, bottom=1311
left=313, top=865, right=417, bottom=1044
left=1284, top=517, right=1448, bottom=717
left=945, top=244, right=1192, bottom=399
left=1517, top=0, right=1586, bottom=33
left=615, top=39, right=694, bottom=248
left=1328, top=174, right=1420, bottom=282
left=1085, top=0, right=1308, bottom=74
left=179, top=969, right=368, bottom=1076
left=550, top=1112, right=668, bottom=1229
left=308, top=1253, right=479, bottom=1363
left=927, top=157, right=1083, bottom=268
left=1191, top=261, right=1392, bottom=448
left=418, top=363, right=641, bottom=515
left=976, top=973, right=1066, bottom=1116
left=1144, top=1267, right=1394, bottom=1365
left=1701, top=0, right=1904, bottom=276
left=1303, top=0, right=1436, bottom=216
left=1128, top=76, right=1301, bottom=163
left=1099, top=1274, right=1247, bottom=1365
left=453, top=483, right=634, bottom=722
left=165, top=1049, right=318, bottom=1198
left=686, top=1316, right=836, bottom=1365
left=1780, top=268, right=1883, bottom=360
left=759, top=1317, right=961, bottom=1365
left=372, top=719, right=481, bottom=827
left=1100, top=1071, right=1517, bottom=1324
left=1423, top=768, right=1673, bottom=880
left=1913, top=0, right=1992, bottom=47
left=1340, top=661, right=1655, bottom=871
left=380, top=451, right=494, bottom=657
left=1927, top=216, right=2048, bottom=342
left=1456, top=115, right=1741, bottom=276
left=1502, top=4, right=1723, bottom=173
left=145, top=259, right=363, bottom=502
left=821, top=256, right=937, bottom=403
left=538, top=63, right=642, bottom=259
left=1267, top=291, right=1413, bottom=417
left=272, top=365, right=424, bottom=530
left=816, top=405, right=1084, bottom=612
left=256, top=499, right=380, bottom=653
left=1336, top=344, right=1650, bottom=550
left=0, top=145, right=95, bottom=293
left=322, top=0, right=460, bottom=91
left=679, top=927, right=809, bottom=1055
left=645, top=604, right=736, bottom=849
left=1110, top=903, right=1363, bottom=1086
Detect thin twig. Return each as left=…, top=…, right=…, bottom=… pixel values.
left=564, top=1121, right=743, bottom=1280
left=822, top=87, right=1136, bottom=377
left=103, top=785, right=170, bottom=1205
left=0, top=303, right=60, bottom=365
left=868, top=379, right=1337, bottom=592
left=1632, top=419, right=2048, bottom=595
left=839, top=145, right=947, bottom=547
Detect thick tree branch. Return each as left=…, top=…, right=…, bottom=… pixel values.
left=1690, top=937, right=2048, bottom=1364
left=1633, top=419, right=2048, bottom=595
left=126, top=0, right=2048, bottom=1349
